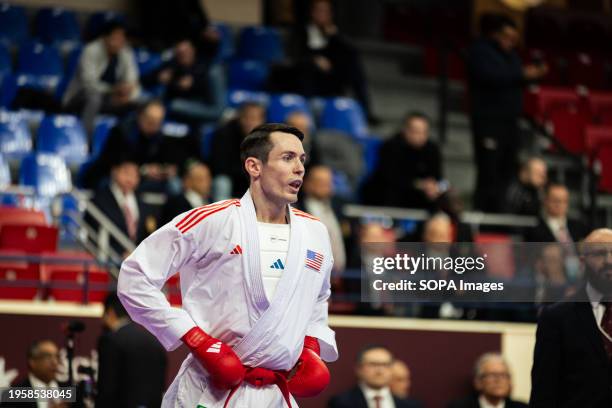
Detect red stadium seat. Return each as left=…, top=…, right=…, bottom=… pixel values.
left=0, top=251, right=40, bottom=300
left=523, top=86, right=581, bottom=122
left=48, top=269, right=110, bottom=303
left=474, top=233, right=515, bottom=279
left=567, top=52, right=606, bottom=90
left=584, top=125, right=612, bottom=192
left=587, top=92, right=612, bottom=123
left=0, top=207, right=46, bottom=228
left=547, top=105, right=590, bottom=154
left=0, top=224, right=58, bottom=253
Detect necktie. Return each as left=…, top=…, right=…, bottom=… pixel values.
left=557, top=225, right=572, bottom=244
left=373, top=395, right=382, bottom=408
left=601, top=302, right=612, bottom=359
left=123, top=203, right=137, bottom=241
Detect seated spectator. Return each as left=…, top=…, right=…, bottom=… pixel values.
left=285, top=111, right=322, bottom=168
left=292, top=0, right=379, bottom=124
left=158, top=160, right=212, bottom=226
left=532, top=243, right=576, bottom=306
left=143, top=39, right=225, bottom=124
left=502, top=157, right=547, bottom=216
left=81, top=100, right=179, bottom=191
left=85, top=156, right=155, bottom=258
left=363, top=112, right=444, bottom=210
left=63, top=21, right=141, bottom=134
left=390, top=359, right=423, bottom=407
left=524, top=183, right=587, bottom=243
left=328, top=345, right=419, bottom=408
left=447, top=352, right=527, bottom=408
left=298, top=164, right=347, bottom=274
left=11, top=339, right=65, bottom=390
left=210, top=102, right=266, bottom=199
left=96, top=293, right=166, bottom=408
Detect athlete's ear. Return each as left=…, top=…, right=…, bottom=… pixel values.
left=244, top=157, right=262, bottom=179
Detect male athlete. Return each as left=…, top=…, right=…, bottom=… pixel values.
left=118, top=123, right=338, bottom=407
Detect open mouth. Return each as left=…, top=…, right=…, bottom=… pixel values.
left=289, top=180, right=302, bottom=190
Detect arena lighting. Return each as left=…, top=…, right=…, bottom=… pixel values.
left=500, top=0, right=546, bottom=11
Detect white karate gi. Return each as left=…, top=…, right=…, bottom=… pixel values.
left=118, top=190, right=338, bottom=408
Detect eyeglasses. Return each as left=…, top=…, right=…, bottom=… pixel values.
left=480, top=372, right=510, bottom=380
left=33, top=352, right=60, bottom=361
left=584, top=249, right=612, bottom=259
left=362, top=361, right=393, bottom=369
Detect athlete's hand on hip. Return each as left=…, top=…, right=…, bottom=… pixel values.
left=288, top=336, right=330, bottom=397
left=182, top=327, right=245, bottom=389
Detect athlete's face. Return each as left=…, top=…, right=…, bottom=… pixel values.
left=259, top=132, right=306, bottom=205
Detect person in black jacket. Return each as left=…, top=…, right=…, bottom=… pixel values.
left=363, top=112, right=443, bottom=210
left=448, top=353, right=527, bottom=408
left=502, top=157, right=547, bottom=217
left=96, top=293, right=167, bottom=408
left=209, top=102, right=265, bottom=199
left=328, top=345, right=422, bottom=408
left=530, top=228, right=612, bottom=407
left=468, top=14, right=547, bottom=212
left=158, top=160, right=212, bottom=226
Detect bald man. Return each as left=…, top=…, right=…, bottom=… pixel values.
left=530, top=228, right=612, bottom=407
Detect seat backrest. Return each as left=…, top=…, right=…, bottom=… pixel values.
left=0, top=110, right=32, bottom=159
left=35, top=7, right=81, bottom=44
left=228, top=59, right=269, bottom=91
left=320, top=97, right=368, bottom=139
left=0, top=3, right=28, bottom=45
left=0, top=223, right=58, bottom=252
left=19, top=152, right=72, bottom=197
left=37, top=114, right=88, bottom=165
left=0, top=206, right=47, bottom=228
left=227, top=89, right=269, bottom=108
left=267, top=93, right=310, bottom=123
left=134, top=48, right=162, bottom=76
left=548, top=106, right=589, bottom=154
left=584, top=125, right=612, bottom=153
left=238, top=26, right=283, bottom=63
left=17, top=42, right=63, bottom=76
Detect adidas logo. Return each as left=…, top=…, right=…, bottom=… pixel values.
left=270, top=259, right=285, bottom=270
left=230, top=245, right=242, bottom=255
left=206, top=341, right=222, bottom=353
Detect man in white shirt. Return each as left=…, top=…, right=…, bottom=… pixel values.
left=328, top=345, right=420, bottom=408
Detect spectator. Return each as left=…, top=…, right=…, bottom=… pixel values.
left=298, top=164, right=347, bottom=274
left=96, top=293, right=166, bottom=408
left=143, top=39, right=225, bottom=124
left=363, top=112, right=444, bottom=210
left=81, top=100, right=179, bottom=191
left=468, top=14, right=547, bottom=212
left=285, top=111, right=322, bottom=168
left=502, top=157, right=547, bottom=216
left=210, top=102, right=266, bottom=199
left=292, top=0, right=379, bottom=124
left=85, top=157, right=154, bottom=259
left=158, top=160, right=212, bottom=226
left=423, top=213, right=453, bottom=243
left=532, top=243, right=576, bottom=306
left=63, top=21, right=141, bottom=134
left=328, top=345, right=419, bottom=408
left=530, top=228, right=612, bottom=407
left=137, top=0, right=220, bottom=57
left=448, top=352, right=527, bottom=408
left=390, top=359, right=423, bottom=407
left=525, top=183, right=587, bottom=243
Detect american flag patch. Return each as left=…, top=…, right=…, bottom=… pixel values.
left=305, top=249, right=323, bottom=272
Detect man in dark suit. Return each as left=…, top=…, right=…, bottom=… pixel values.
left=158, top=160, right=212, bottom=226
left=530, top=228, right=612, bottom=407
left=448, top=352, right=527, bottom=408
left=96, top=293, right=167, bottom=408
left=328, top=345, right=421, bottom=408
left=525, top=183, right=587, bottom=243
left=85, top=157, right=154, bottom=258
left=1, top=340, right=66, bottom=408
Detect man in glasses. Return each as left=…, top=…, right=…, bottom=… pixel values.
left=530, top=228, right=612, bottom=407
left=448, top=352, right=526, bottom=408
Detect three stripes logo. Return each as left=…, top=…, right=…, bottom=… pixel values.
left=175, top=199, right=241, bottom=234
left=206, top=341, right=222, bottom=354
left=270, top=259, right=285, bottom=270
left=230, top=245, right=242, bottom=255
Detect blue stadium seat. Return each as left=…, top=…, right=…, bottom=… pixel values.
left=320, top=97, right=368, bottom=139
left=200, top=124, right=215, bottom=160
left=238, top=26, right=283, bottom=63
left=0, top=110, right=32, bottom=159
left=85, top=11, right=125, bottom=41
left=19, top=152, right=72, bottom=197
left=359, top=137, right=383, bottom=176
left=0, top=74, right=17, bottom=108
left=227, top=89, right=269, bottom=109
left=18, top=42, right=63, bottom=76
left=228, top=59, right=269, bottom=91
left=0, top=152, right=9, bottom=187
left=268, top=93, right=310, bottom=123
left=55, top=46, right=82, bottom=100
left=91, top=116, right=117, bottom=156
left=0, top=3, right=29, bottom=46
left=211, top=22, right=234, bottom=62
left=37, top=115, right=88, bottom=165
left=0, top=44, right=10, bottom=81
left=162, top=121, right=190, bottom=138
left=134, top=48, right=162, bottom=76
left=35, top=8, right=81, bottom=46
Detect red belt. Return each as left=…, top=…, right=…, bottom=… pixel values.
left=223, top=366, right=292, bottom=408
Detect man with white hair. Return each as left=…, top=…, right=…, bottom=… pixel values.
left=448, top=352, right=527, bottom=408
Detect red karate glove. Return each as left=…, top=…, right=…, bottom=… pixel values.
left=288, top=336, right=330, bottom=397
left=182, top=327, right=245, bottom=389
